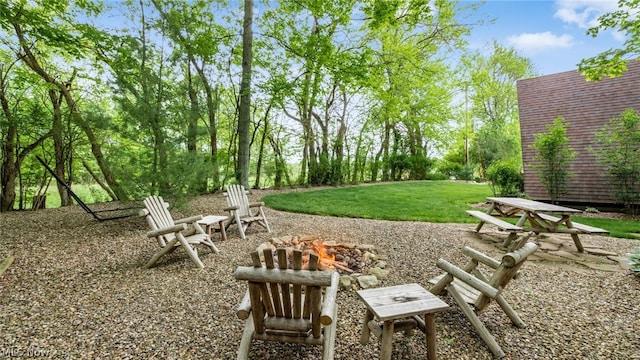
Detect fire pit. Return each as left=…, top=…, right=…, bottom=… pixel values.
left=256, top=235, right=390, bottom=290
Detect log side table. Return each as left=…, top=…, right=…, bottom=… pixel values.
left=197, top=215, right=228, bottom=241
left=356, top=283, right=449, bottom=360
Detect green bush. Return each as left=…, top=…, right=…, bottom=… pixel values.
left=591, top=108, right=640, bottom=215
left=437, top=161, right=463, bottom=176
left=485, top=161, right=524, bottom=197
left=532, top=117, right=576, bottom=203
left=436, top=160, right=475, bottom=180
left=426, top=172, right=449, bottom=181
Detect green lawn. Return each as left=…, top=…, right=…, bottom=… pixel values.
left=262, top=181, right=640, bottom=240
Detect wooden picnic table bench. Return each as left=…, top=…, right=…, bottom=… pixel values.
left=468, top=197, right=609, bottom=252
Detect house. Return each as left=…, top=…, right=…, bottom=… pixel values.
left=517, top=60, right=640, bottom=206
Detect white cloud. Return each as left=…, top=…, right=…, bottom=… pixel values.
left=507, top=32, right=574, bottom=55
left=553, top=0, right=619, bottom=29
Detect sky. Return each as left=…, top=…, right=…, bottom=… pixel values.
left=464, top=0, right=622, bottom=76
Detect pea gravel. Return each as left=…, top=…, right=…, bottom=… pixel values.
left=1, top=189, right=639, bottom=360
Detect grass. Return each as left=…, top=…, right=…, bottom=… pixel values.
left=262, top=181, right=640, bottom=240
left=20, top=184, right=110, bottom=209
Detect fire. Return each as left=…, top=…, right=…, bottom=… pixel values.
left=311, top=240, right=335, bottom=267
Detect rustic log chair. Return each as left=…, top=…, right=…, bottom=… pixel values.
left=223, top=184, right=271, bottom=240
left=429, top=241, right=539, bottom=359
left=234, top=248, right=339, bottom=360
left=139, top=195, right=219, bottom=269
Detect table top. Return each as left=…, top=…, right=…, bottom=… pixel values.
left=487, top=197, right=582, bottom=214
left=198, top=215, right=228, bottom=224
left=356, top=283, right=449, bottom=321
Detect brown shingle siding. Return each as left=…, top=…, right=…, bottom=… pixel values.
left=517, top=61, right=640, bottom=204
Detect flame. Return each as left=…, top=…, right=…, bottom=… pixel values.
left=311, top=240, right=335, bottom=267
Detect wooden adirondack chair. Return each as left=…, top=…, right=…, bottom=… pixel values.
left=140, top=195, right=219, bottom=269
left=224, top=184, right=271, bottom=240
left=429, top=241, right=539, bottom=359
left=234, top=248, right=339, bottom=360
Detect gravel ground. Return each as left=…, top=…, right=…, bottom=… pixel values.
left=1, top=189, right=639, bottom=359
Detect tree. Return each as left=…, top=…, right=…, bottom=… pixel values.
left=462, top=41, right=537, bottom=176
left=0, top=57, right=52, bottom=211
left=151, top=0, right=233, bottom=191
left=363, top=0, right=473, bottom=181
left=237, top=0, right=253, bottom=188
left=591, top=109, right=640, bottom=214
left=532, top=117, right=576, bottom=203
left=578, top=0, right=640, bottom=81
left=1, top=0, right=129, bottom=205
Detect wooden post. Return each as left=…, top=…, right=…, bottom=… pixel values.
left=360, top=309, right=374, bottom=344
left=424, top=314, right=436, bottom=360
left=380, top=320, right=395, bottom=360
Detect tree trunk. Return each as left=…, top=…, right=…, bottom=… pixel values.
left=49, top=89, right=71, bottom=206
left=187, top=65, right=198, bottom=153
left=237, top=0, right=253, bottom=188
left=206, top=83, right=220, bottom=190
left=253, top=104, right=271, bottom=189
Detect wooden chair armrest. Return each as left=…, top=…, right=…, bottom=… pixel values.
left=462, top=246, right=501, bottom=269
left=248, top=202, right=265, bottom=208
left=175, top=215, right=203, bottom=224
left=223, top=205, right=239, bottom=212
left=146, top=223, right=187, bottom=238
left=320, top=272, right=340, bottom=325
left=436, top=258, right=499, bottom=299
left=236, top=290, right=252, bottom=320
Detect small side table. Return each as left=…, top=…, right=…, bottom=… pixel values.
left=197, top=215, right=228, bottom=241
left=357, top=283, right=449, bottom=360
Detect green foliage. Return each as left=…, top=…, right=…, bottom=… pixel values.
left=408, top=155, right=435, bottom=180
left=578, top=0, right=640, bottom=81
left=590, top=109, right=640, bottom=214
left=471, top=123, right=521, bottom=176
left=627, top=247, right=640, bottom=276
left=436, top=160, right=474, bottom=181
left=461, top=41, right=534, bottom=176
left=532, top=117, right=576, bottom=203
left=485, top=161, right=524, bottom=197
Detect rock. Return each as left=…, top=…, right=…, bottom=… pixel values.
left=576, top=261, right=622, bottom=272
left=357, top=275, right=379, bottom=289
left=255, top=242, right=276, bottom=258
left=368, top=267, right=390, bottom=280
left=539, top=242, right=560, bottom=251
left=357, top=244, right=376, bottom=251
left=339, top=275, right=352, bottom=290
left=548, top=250, right=582, bottom=261
left=363, top=251, right=379, bottom=262
left=583, top=247, right=619, bottom=257
left=375, top=260, right=387, bottom=269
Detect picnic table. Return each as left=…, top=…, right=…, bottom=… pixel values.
left=467, top=197, right=609, bottom=252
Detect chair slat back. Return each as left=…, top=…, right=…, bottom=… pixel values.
left=143, top=196, right=177, bottom=245
left=475, top=242, right=538, bottom=310
left=225, top=184, right=251, bottom=217
left=234, top=248, right=332, bottom=340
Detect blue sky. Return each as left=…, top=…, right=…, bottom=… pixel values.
left=464, top=0, right=622, bottom=75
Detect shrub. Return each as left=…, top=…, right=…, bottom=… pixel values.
left=437, top=160, right=463, bottom=177
left=531, top=117, right=576, bottom=203
left=485, top=161, right=524, bottom=196
left=590, top=108, right=640, bottom=215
